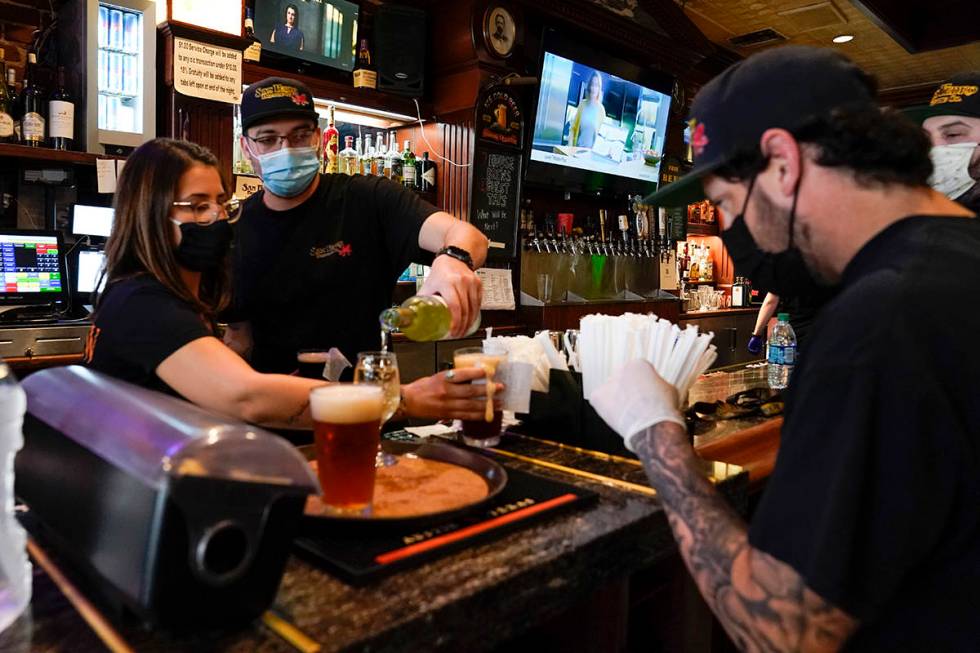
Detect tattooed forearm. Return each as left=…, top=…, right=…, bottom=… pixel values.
left=633, top=424, right=857, bottom=652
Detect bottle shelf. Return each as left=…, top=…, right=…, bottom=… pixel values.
left=0, top=142, right=122, bottom=166
left=686, top=222, right=719, bottom=236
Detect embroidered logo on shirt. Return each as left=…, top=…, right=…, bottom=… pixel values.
left=310, top=241, right=353, bottom=259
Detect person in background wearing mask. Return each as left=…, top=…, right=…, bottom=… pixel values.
left=908, top=72, right=980, bottom=214
left=227, top=78, right=495, bottom=421
left=592, top=47, right=979, bottom=651
left=83, top=139, right=326, bottom=429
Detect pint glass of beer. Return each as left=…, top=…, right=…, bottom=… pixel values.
left=310, top=384, right=385, bottom=515
left=297, top=350, right=330, bottom=379
left=453, top=345, right=507, bottom=447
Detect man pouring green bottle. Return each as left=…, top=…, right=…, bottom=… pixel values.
left=225, top=76, right=492, bottom=421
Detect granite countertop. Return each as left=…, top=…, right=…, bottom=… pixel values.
left=3, top=434, right=748, bottom=653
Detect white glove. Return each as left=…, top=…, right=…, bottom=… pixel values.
left=590, top=359, right=686, bottom=452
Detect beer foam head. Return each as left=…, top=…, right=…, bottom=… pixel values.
left=310, top=385, right=384, bottom=424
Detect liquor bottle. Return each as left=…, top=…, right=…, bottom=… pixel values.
left=382, top=133, right=395, bottom=180
left=380, top=295, right=480, bottom=342
left=360, top=133, right=374, bottom=175
left=703, top=245, right=713, bottom=281
left=402, top=140, right=417, bottom=189
left=354, top=135, right=363, bottom=174
left=48, top=66, right=74, bottom=151
left=21, top=53, right=45, bottom=148
left=352, top=38, right=377, bottom=90
left=7, top=67, right=20, bottom=142
left=321, top=105, right=339, bottom=174
left=339, top=135, right=358, bottom=175
left=0, top=50, right=14, bottom=143
left=243, top=7, right=262, bottom=62
left=419, top=151, right=436, bottom=192
left=386, top=131, right=402, bottom=184
left=375, top=133, right=388, bottom=179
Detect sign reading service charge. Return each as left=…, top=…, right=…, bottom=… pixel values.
left=174, top=37, right=242, bottom=104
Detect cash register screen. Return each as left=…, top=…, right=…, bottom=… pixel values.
left=0, top=231, right=67, bottom=305
left=77, top=250, right=107, bottom=294
left=71, top=205, right=115, bottom=238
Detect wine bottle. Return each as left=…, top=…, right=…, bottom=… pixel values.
left=0, top=49, right=14, bottom=143
left=321, top=105, right=339, bottom=174
left=352, top=38, right=376, bottom=90
left=401, top=140, right=416, bottom=189
left=380, top=295, right=480, bottom=342
left=419, top=151, right=436, bottom=192
left=21, top=53, right=44, bottom=148
left=6, top=66, right=19, bottom=142
left=48, top=66, right=74, bottom=151
left=243, top=7, right=262, bottom=62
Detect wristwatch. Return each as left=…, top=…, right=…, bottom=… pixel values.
left=435, top=246, right=475, bottom=271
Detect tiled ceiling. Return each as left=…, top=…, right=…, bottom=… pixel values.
left=676, top=0, right=980, bottom=91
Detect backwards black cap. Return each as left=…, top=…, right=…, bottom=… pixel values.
left=905, top=72, right=980, bottom=125
left=644, top=45, right=877, bottom=207
left=240, top=77, right=319, bottom=132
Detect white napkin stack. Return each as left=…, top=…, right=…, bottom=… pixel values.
left=579, top=313, right=717, bottom=401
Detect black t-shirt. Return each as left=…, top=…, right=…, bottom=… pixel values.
left=230, top=174, right=437, bottom=374
left=749, top=216, right=980, bottom=651
left=83, top=276, right=212, bottom=394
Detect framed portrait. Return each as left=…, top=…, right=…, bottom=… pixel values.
left=483, top=5, right=516, bottom=58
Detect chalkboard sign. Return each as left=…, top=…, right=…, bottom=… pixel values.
left=667, top=207, right=687, bottom=241
left=471, top=147, right=522, bottom=259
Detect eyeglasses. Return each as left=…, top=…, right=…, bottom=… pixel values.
left=245, top=128, right=316, bottom=154
left=171, top=198, right=241, bottom=225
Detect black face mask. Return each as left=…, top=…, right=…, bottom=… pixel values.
left=174, top=220, right=233, bottom=272
left=720, top=174, right=822, bottom=298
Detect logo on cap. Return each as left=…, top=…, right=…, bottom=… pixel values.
left=689, top=119, right=709, bottom=157
left=930, top=83, right=979, bottom=106
left=256, top=83, right=303, bottom=102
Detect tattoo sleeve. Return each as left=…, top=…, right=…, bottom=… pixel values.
left=633, top=424, right=857, bottom=652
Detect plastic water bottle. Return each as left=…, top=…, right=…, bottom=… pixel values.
left=767, top=312, right=797, bottom=390
left=0, top=359, right=31, bottom=634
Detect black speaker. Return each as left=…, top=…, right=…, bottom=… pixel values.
left=375, top=4, right=426, bottom=97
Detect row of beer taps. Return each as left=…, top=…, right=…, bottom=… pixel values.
left=520, top=195, right=676, bottom=261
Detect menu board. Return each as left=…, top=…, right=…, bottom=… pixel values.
left=471, top=148, right=522, bottom=259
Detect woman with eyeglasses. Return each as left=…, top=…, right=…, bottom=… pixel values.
left=84, top=138, right=325, bottom=429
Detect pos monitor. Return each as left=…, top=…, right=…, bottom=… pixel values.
left=71, top=204, right=115, bottom=240
left=0, top=230, right=69, bottom=306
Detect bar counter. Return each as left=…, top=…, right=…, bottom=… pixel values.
left=3, top=425, right=765, bottom=653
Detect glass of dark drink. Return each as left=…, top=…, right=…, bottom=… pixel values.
left=297, top=349, right=329, bottom=378
left=453, top=345, right=507, bottom=447
left=309, top=384, right=384, bottom=515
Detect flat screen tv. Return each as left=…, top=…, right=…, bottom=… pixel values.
left=526, top=33, right=673, bottom=195
left=254, top=0, right=358, bottom=72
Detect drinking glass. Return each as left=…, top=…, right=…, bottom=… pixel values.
left=354, top=351, right=400, bottom=467
left=297, top=349, right=329, bottom=379
left=537, top=273, right=554, bottom=304
left=310, top=384, right=385, bottom=515
left=354, top=352, right=400, bottom=422
left=453, top=344, right=508, bottom=447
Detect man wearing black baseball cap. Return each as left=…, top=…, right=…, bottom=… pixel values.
left=226, top=77, right=495, bottom=420
left=908, top=72, right=980, bottom=213
left=592, top=46, right=979, bottom=651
